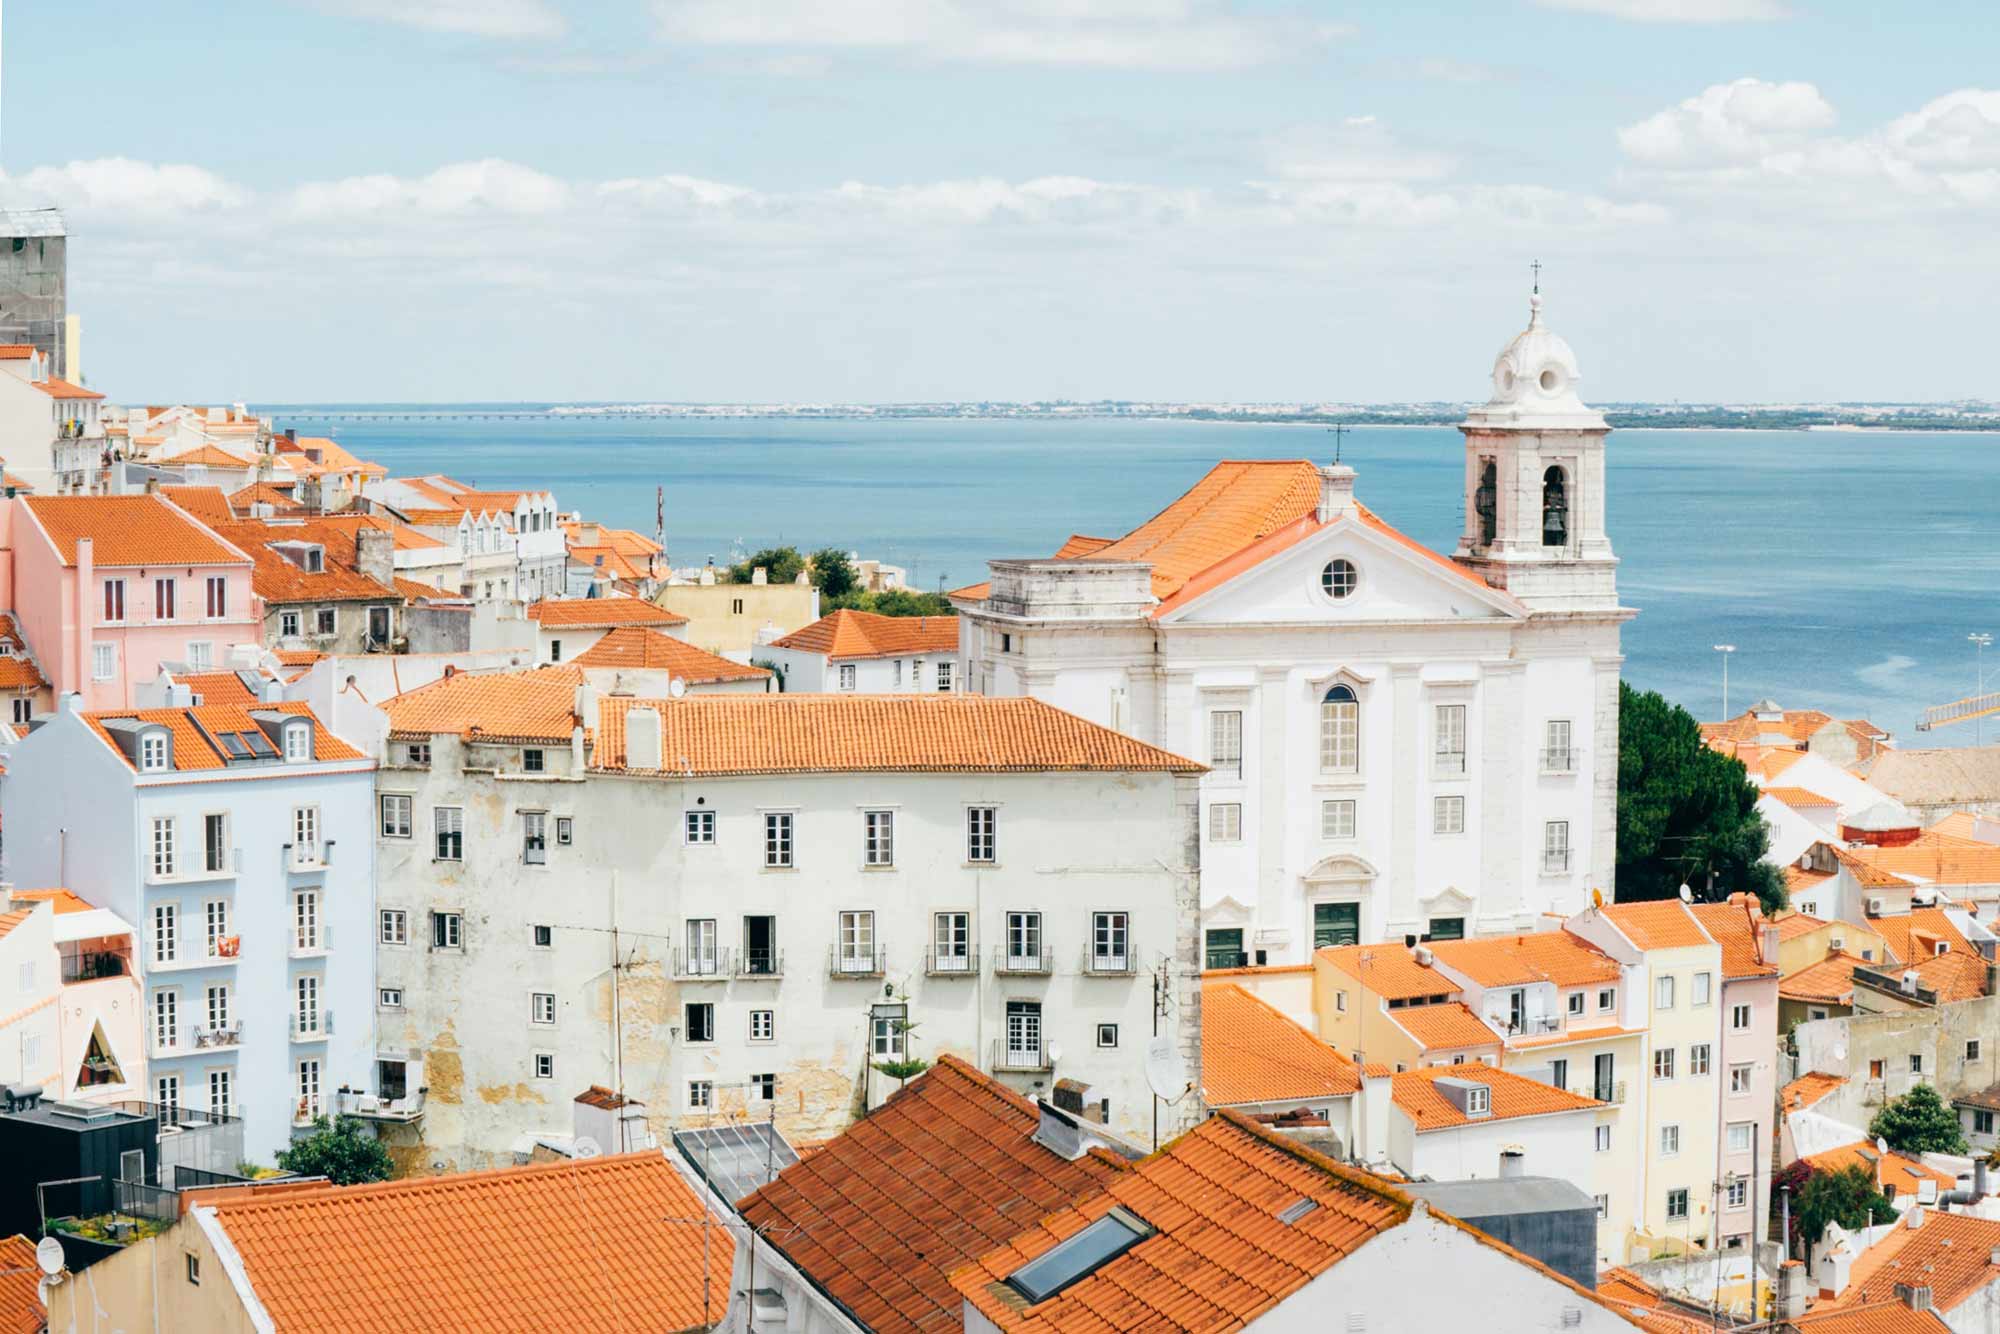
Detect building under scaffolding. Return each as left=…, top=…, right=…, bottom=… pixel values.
left=0, top=207, right=66, bottom=380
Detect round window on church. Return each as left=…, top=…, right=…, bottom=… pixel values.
left=1321, top=559, right=1358, bottom=600
left=1539, top=367, right=1561, bottom=392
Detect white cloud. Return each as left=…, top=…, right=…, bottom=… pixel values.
left=286, top=160, right=571, bottom=220
left=650, top=0, right=1343, bottom=70
left=4, top=158, right=251, bottom=215
left=1618, top=78, right=1835, bottom=166
left=314, top=0, right=566, bottom=39
left=1535, top=0, right=1789, bottom=21
left=1883, top=90, right=2000, bottom=167
left=1264, top=119, right=1457, bottom=183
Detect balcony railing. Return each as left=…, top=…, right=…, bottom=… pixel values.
left=994, top=946, right=1054, bottom=977
left=292, top=1099, right=325, bottom=1127
left=1542, top=850, right=1572, bottom=874
left=63, top=948, right=133, bottom=984
left=1592, top=1080, right=1628, bottom=1106
left=828, top=946, right=887, bottom=979
left=289, top=926, right=331, bottom=959
left=735, top=949, right=784, bottom=979
left=673, top=947, right=732, bottom=980
left=151, top=1031, right=186, bottom=1059
left=1540, top=748, right=1578, bottom=775
left=926, top=948, right=979, bottom=978
left=284, top=841, right=334, bottom=872
left=990, top=1039, right=1052, bottom=1073
left=1434, top=751, right=1467, bottom=777
left=192, top=1021, right=244, bottom=1050
left=1083, top=949, right=1137, bottom=977
left=289, top=1011, right=333, bottom=1042
left=337, top=1085, right=427, bottom=1123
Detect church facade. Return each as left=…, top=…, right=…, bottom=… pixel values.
left=954, top=294, right=1632, bottom=964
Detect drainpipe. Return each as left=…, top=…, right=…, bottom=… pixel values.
left=74, top=535, right=94, bottom=699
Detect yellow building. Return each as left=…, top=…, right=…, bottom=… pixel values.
left=1312, top=943, right=1497, bottom=1071
left=658, top=573, right=818, bottom=656
left=1773, top=909, right=1886, bottom=974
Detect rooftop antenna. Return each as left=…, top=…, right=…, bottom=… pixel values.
left=1531, top=258, right=1542, bottom=295
left=1327, top=423, right=1348, bottom=465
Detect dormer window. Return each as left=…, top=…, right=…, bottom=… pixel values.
left=1541, top=466, right=1569, bottom=547
left=304, top=547, right=324, bottom=573
left=284, top=723, right=310, bottom=762
left=140, top=732, right=169, bottom=773
left=1466, top=1085, right=1490, bottom=1116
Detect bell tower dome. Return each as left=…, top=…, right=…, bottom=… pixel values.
left=1454, top=289, right=1618, bottom=610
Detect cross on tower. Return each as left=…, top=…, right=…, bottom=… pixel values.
left=1328, top=423, right=1348, bottom=465
left=1530, top=259, right=1542, bottom=294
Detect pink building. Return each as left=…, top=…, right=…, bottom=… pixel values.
left=3, top=494, right=261, bottom=708
left=1692, top=895, right=1783, bottom=1254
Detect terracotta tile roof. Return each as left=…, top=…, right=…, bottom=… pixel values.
left=1832, top=1210, right=2000, bottom=1314
left=1391, top=1064, right=1600, bottom=1130
left=1597, top=899, right=1714, bottom=952
left=573, top=1084, right=633, bottom=1110
left=1805, top=1141, right=1958, bottom=1197
left=0, top=345, right=32, bottom=359
left=1387, top=1001, right=1502, bottom=1053
left=0, top=613, right=47, bottom=691
left=1830, top=845, right=1914, bottom=890
left=12, top=888, right=92, bottom=915
left=1847, top=831, right=2000, bottom=887
left=1780, top=952, right=1865, bottom=1005
left=274, top=649, right=324, bottom=666
left=22, top=494, right=248, bottom=568
left=0, top=909, right=30, bottom=942
left=1201, top=982, right=1359, bottom=1105
left=1316, top=942, right=1455, bottom=1001
left=1862, top=746, right=2000, bottom=808
left=1689, top=895, right=1780, bottom=978
left=393, top=576, right=460, bottom=603
left=210, top=520, right=401, bottom=605
left=1871, top=907, right=1977, bottom=967
left=1956, top=1081, right=2000, bottom=1112
left=769, top=608, right=959, bottom=659
left=178, top=671, right=263, bottom=707
left=950, top=1112, right=1415, bottom=1333
left=570, top=627, right=771, bottom=683
left=1597, top=1268, right=1716, bottom=1334
left=163, top=444, right=254, bottom=468
left=308, top=512, right=448, bottom=551
left=569, top=545, right=644, bottom=580
left=593, top=694, right=1201, bottom=776
left=159, top=484, right=235, bottom=526
left=228, top=481, right=301, bottom=512
left=1795, top=1301, right=1949, bottom=1332
left=1199, top=962, right=1314, bottom=979
left=385, top=666, right=585, bottom=745
left=1763, top=784, right=1840, bottom=810
left=1775, top=911, right=1831, bottom=942
left=31, top=376, right=103, bottom=400
left=1702, top=706, right=1891, bottom=760
left=1431, top=931, right=1620, bottom=988
left=206, top=1151, right=730, bottom=1334
left=0, top=1233, right=41, bottom=1334
left=527, top=597, right=688, bottom=628
left=1, top=474, right=32, bottom=494
left=1505, top=1022, right=1644, bottom=1050
left=83, top=702, right=362, bottom=772
left=740, top=1055, right=1121, bottom=1334
left=1780, top=1071, right=1847, bottom=1114
left=1910, top=947, right=1989, bottom=1002
left=562, top=522, right=661, bottom=558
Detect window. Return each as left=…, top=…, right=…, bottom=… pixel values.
left=291, top=806, right=320, bottom=866
left=207, top=1069, right=231, bottom=1119
left=522, top=747, right=544, bottom=773
left=151, top=902, right=180, bottom=964
left=1977, top=1110, right=1996, bottom=1136
left=1209, top=710, right=1243, bottom=779
left=1692, top=972, right=1713, bottom=1007
left=1568, top=991, right=1586, bottom=1016
left=405, top=742, right=431, bottom=766
left=155, top=577, right=176, bottom=620
left=205, top=900, right=231, bottom=958
left=1690, top=1043, right=1711, bottom=1076
left=863, top=809, right=894, bottom=866
left=1653, top=1047, right=1675, bottom=1081
left=315, top=606, right=336, bottom=636
left=186, top=641, right=212, bottom=671
left=1731, top=1003, right=1752, bottom=1032
left=870, top=1012, right=905, bottom=1059
left=280, top=723, right=309, bottom=762
left=750, top=1009, right=775, bottom=1041
left=687, top=1078, right=713, bottom=1108
left=380, top=794, right=413, bottom=838
left=533, top=924, right=553, bottom=949
left=685, top=919, right=718, bottom=975
left=1661, top=1124, right=1681, bottom=1156
left=534, top=1053, right=554, bottom=1080
left=1594, top=1194, right=1609, bottom=1222
left=1005, top=1000, right=1042, bottom=1066
left=157, top=1074, right=180, bottom=1115
left=966, top=806, right=996, bottom=862
left=1727, top=1122, right=1753, bottom=1154
left=1542, top=466, right=1569, bottom=547
left=1910, top=1053, right=1924, bottom=1074
left=837, top=663, right=856, bottom=691
left=294, top=891, right=321, bottom=952
left=1321, top=799, right=1356, bottom=839
left=1000, top=633, right=1012, bottom=653
left=1314, top=902, right=1360, bottom=949
left=838, top=910, right=876, bottom=972
left=1542, top=718, right=1574, bottom=772
left=549, top=640, right=563, bottom=662
left=555, top=816, right=572, bottom=845
left=1433, top=704, right=1467, bottom=775
left=92, top=642, right=115, bottom=681
left=1550, top=1058, right=1568, bottom=1090
left=1092, top=911, right=1130, bottom=971
left=1598, top=988, right=1616, bottom=1012
left=432, top=911, right=463, bottom=950
left=434, top=807, right=464, bottom=861
left=206, top=983, right=231, bottom=1030
left=891, top=659, right=901, bottom=687
left=10, top=698, right=27, bottom=725
left=380, top=988, right=403, bottom=1008
left=1542, top=821, right=1570, bottom=873
left=531, top=992, right=556, bottom=1025
left=937, top=660, right=953, bottom=691
left=1655, top=975, right=1675, bottom=1010
left=684, top=809, right=716, bottom=845
left=1205, top=928, right=1245, bottom=970
left=1465, top=1085, right=1490, bottom=1115
left=1869, top=1058, right=1886, bottom=1079
left=751, top=1073, right=776, bottom=1101
left=932, top=912, right=971, bottom=972
left=1666, top=1189, right=1689, bottom=1222
left=1726, top=1179, right=1747, bottom=1210
left=1969, top=1040, right=1983, bottom=1062
left=1433, top=796, right=1465, bottom=835
left=142, top=733, right=169, bottom=773
left=1320, top=559, right=1358, bottom=599
left=1595, top=1125, right=1611, bottom=1153
left=153, top=989, right=179, bottom=1049
left=1429, top=917, right=1465, bottom=942
left=523, top=812, right=547, bottom=865
left=205, top=576, right=227, bottom=619
left=151, top=817, right=177, bottom=878
left=1594, top=1053, right=1616, bottom=1101
left=103, top=578, right=125, bottom=623
left=1209, top=803, right=1243, bottom=842
left=294, top=976, right=320, bottom=1034
left=380, top=910, right=408, bottom=946
left=1006, top=911, right=1044, bottom=970
left=764, top=812, right=794, bottom=868
left=1097, top=1023, right=1119, bottom=1048
left=1319, top=686, right=1359, bottom=772
left=280, top=610, right=301, bottom=638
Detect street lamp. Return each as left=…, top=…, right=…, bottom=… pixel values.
left=1713, top=645, right=1737, bottom=719
left=1972, top=633, right=1994, bottom=746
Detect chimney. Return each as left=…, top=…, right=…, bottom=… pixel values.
left=1032, top=1100, right=1089, bottom=1161
left=1777, top=1262, right=1811, bottom=1321
left=355, top=527, right=395, bottom=590
left=1499, top=1148, right=1526, bottom=1179
left=1356, top=1067, right=1391, bottom=1167
left=751, top=566, right=768, bottom=585
left=1895, top=1283, right=1935, bottom=1312
left=1906, top=1205, right=1926, bottom=1230
left=625, top=706, right=662, bottom=772
left=1317, top=462, right=1358, bottom=522
left=1763, top=925, right=1781, bottom=966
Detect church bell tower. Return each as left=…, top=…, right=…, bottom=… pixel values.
left=1453, top=288, right=1618, bottom=610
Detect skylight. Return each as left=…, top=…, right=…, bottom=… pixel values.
left=1277, top=1197, right=1319, bottom=1225
left=1004, top=1207, right=1152, bottom=1305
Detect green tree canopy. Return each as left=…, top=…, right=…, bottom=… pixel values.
left=825, top=587, right=956, bottom=617
left=1794, top=1163, right=1897, bottom=1254
left=276, top=1115, right=395, bottom=1186
left=1869, top=1083, right=1969, bottom=1155
left=1617, top=682, right=1785, bottom=914
left=809, top=547, right=859, bottom=599
left=727, top=546, right=806, bottom=585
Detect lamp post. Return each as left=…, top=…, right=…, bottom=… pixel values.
left=1713, top=644, right=1737, bottom=719
left=1972, top=633, right=1993, bottom=746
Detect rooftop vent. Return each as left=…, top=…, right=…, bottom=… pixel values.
left=1277, top=1197, right=1319, bottom=1225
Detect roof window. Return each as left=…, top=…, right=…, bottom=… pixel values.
left=1004, top=1206, right=1152, bottom=1305
left=1277, top=1197, right=1319, bottom=1225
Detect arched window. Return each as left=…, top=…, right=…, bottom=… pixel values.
left=1475, top=460, right=1497, bottom=546
left=1320, top=685, right=1359, bottom=773
left=1541, top=466, right=1569, bottom=548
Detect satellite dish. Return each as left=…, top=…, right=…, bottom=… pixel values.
left=1047, top=1043, right=1063, bottom=1067
left=1678, top=884, right=1693, bottom=903
left=1591, top=887, right=1605, bottom=909
left=1144, top=1036, right=1180, bottom=1100
left=668, top=677, right=687, bottom=699
left=35, top=1236, right=63, bottom=1276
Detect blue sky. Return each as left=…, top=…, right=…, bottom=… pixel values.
left=8, top=1, right=2000, bottom=402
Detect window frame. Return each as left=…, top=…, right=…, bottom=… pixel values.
left=1208, top=802, right=1243, bottom=843
left=965, top=806, right=997, bottom=863
left=1432, top=702, right=1467, bottom=776
left=862, top=809, right=895, bottom=867
left=380, top=909, right=408, bottom=946
left=1318, top=685, right=1359, bottom=774
left=379, top=793, right=413, bottom=839
left=763, top=810, right=795, bottom=868
left=1432, top=794, right=1465, bottom=835
left=531, top=992, right=557, bottom=1026
left=1208, top=709, right=1243, bottom=780
left=1320, top=798, right=1356, bottom=840
left=434, top=806, right=464, bottom=862
left=684, top=809, right=717, bottom=845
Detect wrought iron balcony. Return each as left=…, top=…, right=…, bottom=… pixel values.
left=337, top=1085, right=427, bottom=1122
left=926, top=948, right=979, bottom=978
left=673, top=947, right=732, bottom=981
left=993, top=946, right=1053, bottom=977
left=192, top=1021, right=244, bottom=1050
left=990, top=1039, right=1052, bottom=1073
left=1082, top=948, right=1137, bottom=977
left=735, top=949, right=784, bottom=980
left=1540, top=748, right=1578, bottom=775
left=827, top=946, right=886, bottom=979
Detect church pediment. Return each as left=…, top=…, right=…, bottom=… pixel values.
left=1303, top=855, right=1379, bottom=885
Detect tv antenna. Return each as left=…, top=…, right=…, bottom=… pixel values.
left=1327, top=423, right=1348, bottom=465
left=1530, top=259, right=1542, bottom=294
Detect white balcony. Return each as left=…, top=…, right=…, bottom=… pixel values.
left=191, top=1022, right=244, bottom=1051
left=289, top=1011, right=333, bottom=1042
left=289, top=926, right=332, bottom=960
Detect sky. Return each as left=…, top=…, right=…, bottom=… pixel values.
left=7, top=0, right=2000, bottom=403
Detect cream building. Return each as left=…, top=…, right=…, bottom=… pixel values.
left=956, top=293, right=1632, bottom=963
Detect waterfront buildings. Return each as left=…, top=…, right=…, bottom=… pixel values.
left=760, top=607, right=961, bottom=693
left=956, top=294, right=1629, bottom=962
left=1, top=695, right=376, bottom=1162
left=661, top=566, right=819, bottom=656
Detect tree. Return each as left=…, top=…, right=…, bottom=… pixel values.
left=1793, top=1163, right=1897, bottom=1257
left=825, top=588, right=956, bottom=617
left=727, top=546, right=805, bottom=585
left=1617, top=682, right=1786, bottom=914
left=1869, top=1083, right=1969, bottom=1155
left=276, top=1115, right=395, bottom=1185
left=809, top=548, right=859, bottom=600
left=870, top=986, right=931, bottom=1094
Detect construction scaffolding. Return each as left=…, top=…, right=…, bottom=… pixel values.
left=0, top=207, right=66, bottom=379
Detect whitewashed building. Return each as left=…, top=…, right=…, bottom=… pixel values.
left=365, top=666, right=1203, bottom=1169
left=955, top=293, right=1631, bottom=963
left=0, top=693, right=378, bottom=1161
left=0, top=890, right=146, bottom=1105
left=759, top=608, right=962, bottom=693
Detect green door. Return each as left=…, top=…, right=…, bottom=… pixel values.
left=1313, top=903, right=1359, bottom=949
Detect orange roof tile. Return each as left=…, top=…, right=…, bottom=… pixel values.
left=1201, top=982, right=1359, bottom=1105
left=0, top=1233, right=41, bottom=1334
left=1200, top=962, right=1314, bottom=979
left=177, top=671, right=265, bottom=707
left=1831, top=845, right=1915, bottom=890
left=159, top=484, right=235, bottom=526
left=0, top=345, right=32, bottom=360
left=274, top=649, right=324, bottom=667
left=1780, top=1072, right=1847, bottom=1114
left=23, top=494, right=248, bottom=568
left=740, top=1055, right=1121, bottom=1334
left=0, top=613, right=47, bottom=691
left=527, top=597, right=688, bottom=628
left=31, top=376, right=103, bottom=400
left=1, top=474, right=32, bottom=494
left=1597, top=1268, right=1717, bottom=1334
left=163, top=444, right=254, bottom=468
left=83, top=702, right=362, bottom=772
left=770, top=608, right=960, bottom=659
left=1391, top=1064, right=1601, bottom=1130
left=562, top=522, right=662, bottom=558
left=1702, top=706, right=1891, bottom=759
left=1598, top=899, right=1714, bottom=952
left=1506, top=1021, right=1646, bottom=1050
left=11, top=888, right=92, bottom=915
left=593, top=694, right=1201, bottom=777
left=1910, top=947, right=1989, bottom=1003
left=1388, top=1001, right=1502, bottom=1053
left=1775, top=911, right=1831, bottom=942
left=206, top=1151, right=730, bottom=1334
left=1317, top=942, right=1455, bottom=1001
left=1805, top=1141, right=1959, bottom=1198
left=385, top=666, right=585, bottom=745
left=1795, top=1301, right=1949, bottom=1332
left=1847, top=831, right=2000, bottom=887
left=227, top=481, right=301, bottom=513
left=0, top=908, right=31, bottom=942
left=1689, top=895, right=1780, bottom=978
left=1825, top=1210, right=2000, bottom=1317
left=1871, top=907, right=1977, bottom=967
left=570, top=626, right=771, bottom=683
left=1431, top=931, right=1621, bottom=988
left=1763, top=784, right=1840, bottom=810
left=1780, top=952, right=1865, bottom=1005
left=209, top=519, right=405, bottom=604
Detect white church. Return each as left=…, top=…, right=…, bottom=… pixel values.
left=953, top=293, right=1631, bottom=965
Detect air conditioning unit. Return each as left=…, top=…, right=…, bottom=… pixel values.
left=1866, top=896, right=1885, bottom=917
left=1914, top=889, right=1937, bottom=907
left=1413, top=945, right=1435, bottom=967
